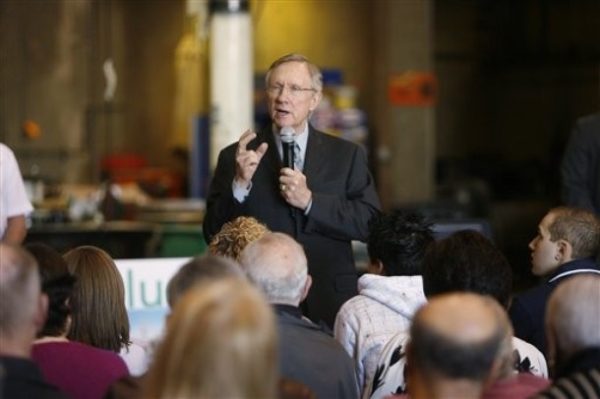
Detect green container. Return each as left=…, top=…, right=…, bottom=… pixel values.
left=159, top=224, right=207, bottom=257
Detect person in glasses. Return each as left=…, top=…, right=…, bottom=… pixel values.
left=203, top=53, right=381, bottom=328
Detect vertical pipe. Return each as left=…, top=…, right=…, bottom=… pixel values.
left=209, top=0, right=252, bottom=170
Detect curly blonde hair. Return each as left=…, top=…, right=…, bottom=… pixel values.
left=208, top=216, right=270, bottom=261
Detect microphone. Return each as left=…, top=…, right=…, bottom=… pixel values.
left=280, top=126, right=295, bottom=169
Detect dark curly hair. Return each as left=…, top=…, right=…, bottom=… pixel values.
left=422, top=230, right=513, bottom=308
left=24, top=242, right=76, bottom=337
left=366, top=211, right=434, bottom=276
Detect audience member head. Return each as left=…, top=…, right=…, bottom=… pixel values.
left=240, top=232, right=310, bottom=306
left=63, top=245, right=129, bottom=352
left=208, top=216, right=270, bottom=261
left=529, top=207, right=600, bottom=276
left=24, top=242, right=76, bottom=337
left=366, top=210, right=434, bottom=276
left=144, top=278, right=278, bottom=399
left=545, top=275, right=600, bottom=375
left=407, top=293, right=507, bottom=399
left=422, top=230, right=513, bottom=308
left=0, top=244, right=47, bottom=357
left=166, top=254, right=244, bottom=308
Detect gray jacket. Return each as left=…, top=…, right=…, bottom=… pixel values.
left=275, top=304, right=359, bottom=399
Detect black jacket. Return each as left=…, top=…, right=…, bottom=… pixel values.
left=203, top=125, right=381, bottom=326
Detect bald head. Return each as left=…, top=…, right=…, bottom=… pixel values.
left=409, top=293, right=509, bottom=384
left=239, top=232, right=309, bottom=305
left=546, top=275, right=600, bottom=365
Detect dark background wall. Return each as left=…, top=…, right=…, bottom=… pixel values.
left=1, top=0, right=598, bottom=287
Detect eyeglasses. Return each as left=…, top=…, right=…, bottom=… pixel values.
left=267, top=84, right=316, bottom=98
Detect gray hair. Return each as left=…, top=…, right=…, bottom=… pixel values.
left=265, top=53, right=323, bottom=93
left=239, top=232, right=308, bottom=306
left=0, top=244, right=41, bottom=336
left=546, top=275, right=600, bottom=361
left=167, top=254, right=245, bottom=308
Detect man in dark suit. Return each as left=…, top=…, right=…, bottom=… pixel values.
left=203, top=53, right=381, bottom=327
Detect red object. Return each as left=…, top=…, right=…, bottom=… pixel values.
left=388, top=71, right=437, bottom=107
left=101, top=153, right=147, bottom=171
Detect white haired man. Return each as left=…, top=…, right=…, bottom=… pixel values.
left=240, top=232, right=358, bottom=399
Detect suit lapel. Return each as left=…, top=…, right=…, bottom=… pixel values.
left=303, top=126, right=326, bottom=180
left=257, top=125, right=326, bottom=180
left=255, top=127, right=282, bottom=175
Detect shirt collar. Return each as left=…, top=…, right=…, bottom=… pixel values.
left=272, top=123, right=309, bottom=156
left=547, top=257, right=600, bottom=283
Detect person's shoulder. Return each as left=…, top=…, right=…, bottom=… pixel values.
left=573, top=113, right=600, bottom=141
left=514, top=279, right=554, bottom=304
left=334, top=294, right=371, bottom=327
left=66, top=340, right=125, bottom=364
left=0, top=142, right=16, bottom=160
left=311, top=127, right=362, bottom=150
left=339, top=291, right=370, bottom=310
left=511, top=336, right=548, bottom=376
left=532, top=370, right=600, bottom=399
left=280, top=314, right=340, bottom=344
left=576, top=112, right=600, bottom=129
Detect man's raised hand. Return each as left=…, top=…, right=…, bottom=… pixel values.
left=234, top=130, right=268, bottom=187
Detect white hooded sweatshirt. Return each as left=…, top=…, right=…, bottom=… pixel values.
left=333, top=274, right=426, bottom=398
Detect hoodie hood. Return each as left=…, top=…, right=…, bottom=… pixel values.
left=357, top=274, right=426, bottom=320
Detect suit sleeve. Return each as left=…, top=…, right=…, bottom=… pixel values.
left=560, top=121, right=594, bottom=211
left=305, top=145, right=381, bottom=242
left=202, top=147, right=245, bottom=244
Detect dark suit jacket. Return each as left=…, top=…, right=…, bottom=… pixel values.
left=274, top=305, right=358, bottom=399
left=203, top=125, right=381, bottom=326
left=0, top=356, right=67, bottom=399
left=561, top=113, right=600, bottom=215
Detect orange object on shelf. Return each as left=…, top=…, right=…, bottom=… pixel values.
left=101, top=154, right=183, bottom=198
left=388, top=71, right=437, bottom=107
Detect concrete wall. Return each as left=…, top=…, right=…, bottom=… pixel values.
left=1, top=0, right=598, bottom=209
left=1, top=0, right=93, bottom=182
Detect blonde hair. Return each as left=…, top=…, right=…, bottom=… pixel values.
left=144, top=278, right=279, bottom=399
left=64, top=246, right=129, bottom=352
left=209, top=216, right=269, bottom=261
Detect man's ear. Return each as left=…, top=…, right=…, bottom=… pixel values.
left=300, top=275, right=312, bottom=302
left=309, top=91, right=322, bottom=113
left=367, top=259, right=385, bottom=276
left=556, top=239, right=573, bottom=263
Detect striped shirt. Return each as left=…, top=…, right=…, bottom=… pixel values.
left=534, top=368, right=600, bottom=399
